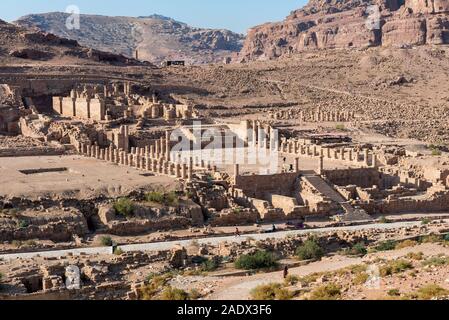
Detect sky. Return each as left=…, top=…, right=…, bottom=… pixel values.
left=0, top=0, right=307, bottom=34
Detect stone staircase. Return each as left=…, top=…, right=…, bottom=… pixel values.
left=302, top=173, right=372, bottom=222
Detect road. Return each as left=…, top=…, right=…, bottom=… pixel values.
left=0, top=220, right=431, bottom=261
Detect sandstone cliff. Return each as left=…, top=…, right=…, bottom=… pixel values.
left=15, top=13, right=245, bottom=65
left=239, top=0, right=449, bottom=61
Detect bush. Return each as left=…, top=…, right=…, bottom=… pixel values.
left=346, top=242, right=368, bottom=257
left=284, top=275, right=299, bottom=286
left=201, top=257, right=221, bottom=272
left=352, top=272, right=369, bottom=285
left=335, top=124, right=345, bottom=131
left=113, top=247, right=124, bottom=255
left=16, top=220, right=29, bottom=229
left=444, top=234, right=449, bottom=242
left=296, top=239, right=324, bottom=261
left=145, top=191, right=179, bottom=206
left=417, top=285, right=449, bottom=300
left=310, top=283, right=341, bottom=300
left=406, top=252, right=424, bottom=261
left=100, top=236, right=113, bottom=247
left=139, top=273, right=173, bottom=300
left=380, top=259, right=413, bottom=277
left=375, top=240, right=397, bottom=251
left=379, top=216, right=391, bottom=224
left=420, top=234, right=442, bottom=244
left=189, top=289, right=202, bottom=300
left=250, top=283, right=293, bottom=300
left=396, top=240, right=418, bottom=250
left=160, top=286, right=190, bottom=300
left=235, top=251, right=278, bottom=270
left=113, top=198, right=135, bottom=217
left=388, top=289, right=401, bottom=297
left=421, top=255, right=449, bottom=267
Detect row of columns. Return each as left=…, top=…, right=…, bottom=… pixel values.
left=78, top=142, right=194, bottom=180
left=280, top=140, right=376, bottom=168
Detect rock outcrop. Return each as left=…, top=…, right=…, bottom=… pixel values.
left=0, top=18, right=147, bottom=66
left=239, top=0, right=449, bottom=61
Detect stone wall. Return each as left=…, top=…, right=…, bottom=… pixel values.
left=323, top=168, right=382, bottom=188
left=234, top=172, right=300, bottom=198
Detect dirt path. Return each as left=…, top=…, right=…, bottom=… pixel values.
left=207, top=243, right=449, bottom=300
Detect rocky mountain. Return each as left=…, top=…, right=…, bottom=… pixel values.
left=15, top=13, right=245, bottom=65
left=0, top=18, right=145, bottom=66
left=239, top=0, right=449, bottom=61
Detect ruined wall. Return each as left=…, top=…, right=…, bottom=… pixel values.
left=89, top=99, right=105, bottom=121
left=234, top=172, right=300, bottom=198
left=324, top=168, right=382, bottom=188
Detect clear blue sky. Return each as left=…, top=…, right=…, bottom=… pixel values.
left=0, top=0, right=307, bottom=34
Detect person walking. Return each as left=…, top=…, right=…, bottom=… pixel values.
left=283, top=266, right=289, bottom=279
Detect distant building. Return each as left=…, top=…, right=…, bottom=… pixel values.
left=162, top=60, right=186, bottom=67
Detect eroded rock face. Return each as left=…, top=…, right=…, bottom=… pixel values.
left=239, top=0, right=449, bottom=61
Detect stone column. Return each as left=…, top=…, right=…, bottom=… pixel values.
left=234, top=164, right=240, bottom=177
left=252, top=120, right=258, bottom=147
left=165, top=131, right=170, bottom=161
left=176, top=164, right=182, bottom=178
left=152, top=159, right=158, bottom=172
left=364, top=149, right=370, bottom=167
left=341, top=148, right=346, bottom=161
left=295, top=158, right=299, bottom=172
left=317, top=156, right=324, bottom=175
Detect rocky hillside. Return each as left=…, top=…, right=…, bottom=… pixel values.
left=239, top=0, right=449, bottom=61
left=0, top=18, right=145, bottom=66
left=15, top=13, right=245, bottom=65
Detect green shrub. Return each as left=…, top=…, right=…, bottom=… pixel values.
left=379, top=216, right=391, bottom=224
left=406, top=252, right=424, bottom=261
left=420, top=234, right=442, bottom=243
left=335, top=124, right=345, bottom=131
left=346, top=242, right=368, bottom=257
left=160, top=286, right=190, bottom=300
left=145, top=191, right=179, bottom=206
left=296, top=239, right=324, bottom=261
left=375, top=240, right=397, bottom=251
left=235, top=251, right=278, bottom=270
left=417, top=285, right=449, bottom=300
left=113, top=247, right=124, bottom=255
left=421, top=218, right=432, bottom=225
left=421, top=255, right=449, bottom=267
left=201, top=257, right=221, bottom=272
left=380, top=259, right=413, bottom=277
left=16, top=220, right=29, bottom=229
left=388, top=289, right=401, bottom=297
left=310, top=283, right=341, bottom=300
left=250, top=283, right=293, bottom=300
left=113, top=198, right=135, bottom=217
left=431, top=149, right=442, bottom=156
left=444, top=234, right=449, bottom=242
left=100, top=236, right=113, bottom=246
